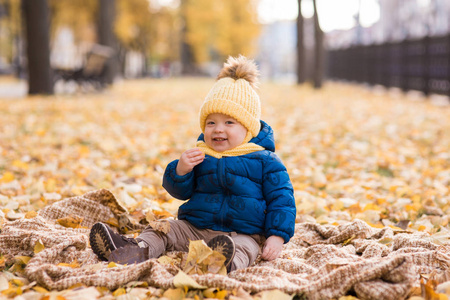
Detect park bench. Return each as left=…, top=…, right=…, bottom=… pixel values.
left=54, top=44, right=114, bottom=91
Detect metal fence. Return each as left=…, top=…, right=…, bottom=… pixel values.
left=327, top=34, right=450, bottom=96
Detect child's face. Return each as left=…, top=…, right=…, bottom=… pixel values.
left=204, top=113, right=248, bottom=152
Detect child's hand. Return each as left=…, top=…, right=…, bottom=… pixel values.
left=261, top=235, right=284, bottom=261
left=176, top=148, right=205, bottom=176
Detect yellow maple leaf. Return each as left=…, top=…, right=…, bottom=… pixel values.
left=204, top=251, right=226, bottom=274
left=183, top=240, right=213, bottom=274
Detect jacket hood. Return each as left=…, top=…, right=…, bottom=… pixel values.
left=197, top=120, right=275, bottom=152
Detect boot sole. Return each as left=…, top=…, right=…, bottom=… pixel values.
left=89, top=223, right=118, bottom=261
left=207, top=235, right=236, bottom=269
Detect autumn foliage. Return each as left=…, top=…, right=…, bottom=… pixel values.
left=0, top=79, right=449, bottom=299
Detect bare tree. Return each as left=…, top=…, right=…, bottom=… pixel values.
left=98, top=0, right=118, bottom=84
left=179, top=0, right=197, bottom=75
left=21, top=0, right=53, bottom=95
left=312, top=0, right=324, bottom=89
left=297, top=0, right=306, bottom=84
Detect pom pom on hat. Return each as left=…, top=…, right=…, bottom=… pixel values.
left=217, top=55, right=259, bottom=89
left=199, top=55, right=261, bottom=138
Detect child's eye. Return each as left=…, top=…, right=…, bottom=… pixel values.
left=206, top=121, right=214, bottom=125
left=225, top=121, right=234, bottom=125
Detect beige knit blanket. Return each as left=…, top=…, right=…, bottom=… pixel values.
left=1, top=189, right=449, bottom=300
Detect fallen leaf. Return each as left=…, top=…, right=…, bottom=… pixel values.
left=112, top=288, right=126, bottom=297
left=203, top=287, right=228, bottom=299
left=148, top=219, right=170, bottom=234
left=183, top=240, right=213, bottom=275
left=258, top=289, right=293, bottom=300
left=173, top=271, right=207, bottom=289
left=33, top=286, right=49, bottom=293
left=24, top=211, right=38, bottom=219
left=0, top=274, right=8, bottom=292
left=56, top=215, right=83, bottom=228
left=57, top=260, right=80, bottom=268
left=162, top=288, right=185, bottom=300
left=34, top=239, right=45, bottom=254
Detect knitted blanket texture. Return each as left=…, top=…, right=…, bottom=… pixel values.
left=1, top=189, right=449, bottom=300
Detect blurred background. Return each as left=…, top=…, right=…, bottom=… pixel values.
left=0, top=0, right=449, bottom=97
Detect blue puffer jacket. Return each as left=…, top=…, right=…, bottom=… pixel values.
left=162, top=121, right=296, bottom=243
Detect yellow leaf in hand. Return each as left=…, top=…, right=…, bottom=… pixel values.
left=56, top=215, right=83, bottom=228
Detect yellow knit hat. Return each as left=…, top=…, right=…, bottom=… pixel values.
left=199, top=55, right=261, bottom=138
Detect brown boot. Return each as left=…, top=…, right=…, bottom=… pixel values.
left=108, top=244, right=149, bottom=265
left=89, top=222, right=138, bottom=261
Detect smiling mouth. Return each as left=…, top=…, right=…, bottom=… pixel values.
left=213, top=138, right=227, bottom=142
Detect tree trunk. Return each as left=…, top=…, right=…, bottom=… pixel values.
left=21, top=0, right=54, bottom=95
left=98, top=0, right=118, bottom=84
left=179, top=0, right=196, bottom=75
left=296, top=0, right=305, bottom=84
left=312, top=0, right=324, bottom=89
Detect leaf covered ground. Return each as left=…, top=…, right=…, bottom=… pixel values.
left=0, top=79, right=449, bottom=299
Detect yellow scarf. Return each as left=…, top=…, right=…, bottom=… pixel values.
left=196, top=141, right=264, bottom=159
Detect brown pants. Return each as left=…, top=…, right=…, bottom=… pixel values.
left=136, top=219, right=264, bottom=271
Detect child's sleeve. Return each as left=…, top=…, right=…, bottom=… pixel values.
left=162, top=160, right=195, bottom=200
left=262, top=153, right=296, bottom=243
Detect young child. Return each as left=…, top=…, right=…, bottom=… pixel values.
left=90, top=56, right=296, bottom=272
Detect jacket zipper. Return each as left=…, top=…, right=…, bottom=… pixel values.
left=218, top=158, right=226, bottom=225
